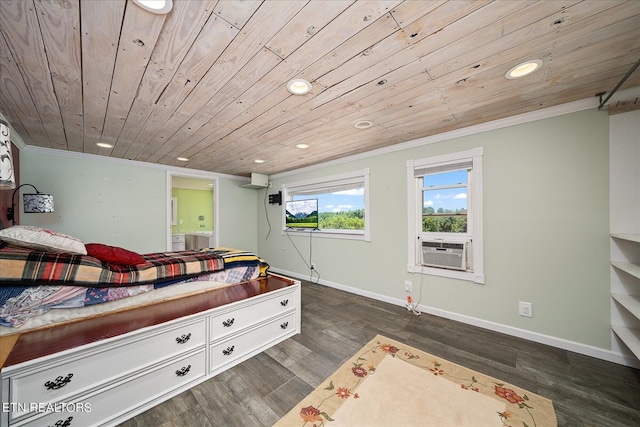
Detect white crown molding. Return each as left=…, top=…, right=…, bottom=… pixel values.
left=21, top=145, right=247, bottom=182
left=271, top=86, right=640, bottom=179
left=8, top=86, right=640, bottom=181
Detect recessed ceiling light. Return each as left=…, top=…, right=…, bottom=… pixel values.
left=296, top=143, right=309, bottom=149
left=131, top=0, right=173, bottom=14
left=505, top=59, right=543, bottom=79
left=354, top=120, right=373, bottom=129
left=96, top=142, right=113, bottom=148
left=287, top=79, right=312, bottom=95
left=254, top=159, right=265, bottom=164
left=176, top=157, right=189, bottom=162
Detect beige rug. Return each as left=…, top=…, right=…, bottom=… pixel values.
left=275, top=335, right=557, bottom=427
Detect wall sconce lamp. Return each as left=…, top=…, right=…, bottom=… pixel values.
left=7, top=184, right=55, bottom=225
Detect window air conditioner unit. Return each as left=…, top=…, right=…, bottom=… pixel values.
left=421, top=240, right=469, bottom=271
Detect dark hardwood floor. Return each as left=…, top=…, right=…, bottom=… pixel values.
left=120, top=280, right=640, bottom=427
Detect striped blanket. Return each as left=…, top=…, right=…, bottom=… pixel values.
left=0, top=243, right=228, bottom=287
left=202, top=247, right=270, bottom=277
left=0, top=244, right=270, bottom=328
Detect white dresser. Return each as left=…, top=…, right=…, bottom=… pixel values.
left=171, top=234, right=185, bottom=251
left=0, top=276, right=300, bottom=427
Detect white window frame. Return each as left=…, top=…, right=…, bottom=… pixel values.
left=282, top=168, right=370, bottom=241
left=406, top=148, right=484, bottom=284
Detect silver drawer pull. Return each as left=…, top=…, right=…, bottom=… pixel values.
left=49, top=416, right=73, bottom=427
left=280, top=322, right=289, bottom=330
left=175, top=333, right=191, bottom=344
left=222, top=345, right=235, bottom=356
left=280, top=299, right=289, bottom=307
left=45, top=374, right=73, bottom=390
left=175, top=365, right=191, bottom=377
left=222, top=318, right=235, bottom=327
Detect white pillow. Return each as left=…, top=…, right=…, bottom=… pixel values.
left=0, top=225, right=87, bottom=255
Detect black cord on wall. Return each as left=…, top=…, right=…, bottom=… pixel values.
left=263, top=187, right=272, bottom=240
left=285, top=229, right=320, bottom=283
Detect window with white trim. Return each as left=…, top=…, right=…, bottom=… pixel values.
left=407, top=148, right=484, bottom=283
left=282, top=169, right=370, bottom=241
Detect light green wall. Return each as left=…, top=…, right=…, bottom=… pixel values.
left=19, top=152, right=166, bottom=253
left=19, top=150, right=258, bottom=254
left=16, top=107, right=612, bottom=351
left=171, top=188, right=214, bottom=233
left=217, top=177, right=259, bottom=252
left=259, top=108, right=611, bottom=349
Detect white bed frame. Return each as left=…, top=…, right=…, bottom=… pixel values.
left=0, top=274, right=301, bottom=427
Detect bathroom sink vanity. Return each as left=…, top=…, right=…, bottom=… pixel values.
left=185, top=232, right=214, bottom=250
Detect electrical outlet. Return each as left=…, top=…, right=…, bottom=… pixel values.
left=404, top=280, right=412, bottom=292
left=519, top=301, right=533, bottom=317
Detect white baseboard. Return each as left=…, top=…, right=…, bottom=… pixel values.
left=272, top=268, right=640, bottom=369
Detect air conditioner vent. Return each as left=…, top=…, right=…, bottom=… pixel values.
left=421, top=240, right=469, bottom=271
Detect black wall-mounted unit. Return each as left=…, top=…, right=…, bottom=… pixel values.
left=268, top=191, right=282, bottom=205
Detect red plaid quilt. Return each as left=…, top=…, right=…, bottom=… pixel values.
left=0, top=243, right=225, bottom=287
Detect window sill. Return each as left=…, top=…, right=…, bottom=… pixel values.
left=283, top=229, right=369, bottom=241
left=409, top=264, right=485, bottom=284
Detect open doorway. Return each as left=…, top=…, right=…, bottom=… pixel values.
left=167, top=172, right=219, bottom=251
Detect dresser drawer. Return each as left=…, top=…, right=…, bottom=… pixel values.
left=210, top=312, right=297, bottom=374
left=17, top=349, right=205, bottom=427
left=171, top=234, right=185, bottom=243
left=210, top=289, right=296, bottom=341
left=8, top=318, right=205, bottom=422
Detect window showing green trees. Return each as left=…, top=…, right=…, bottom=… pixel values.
left=422, top=207, right=467, bottom=232
left=293, top=189, right=365, bottom=231
left=409, top=148, right=483, bottom=281
left=421, top=169, right=468, bottom=233
left=319, top=209, right=364, bottom=230
left=286, top=169, right=369, bottom=239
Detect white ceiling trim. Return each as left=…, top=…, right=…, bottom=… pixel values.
left=21, top=145, right=246, bottom=182
left=15, top=85, right=640, bottom=183
left=271, top=86, right=640, bottom=180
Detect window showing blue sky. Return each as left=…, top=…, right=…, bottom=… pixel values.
left=422, top=169, right=468, bottom=211
left=294, top=187, right=364, bottom=213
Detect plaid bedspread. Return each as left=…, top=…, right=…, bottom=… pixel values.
left=203, top=247, right=270, bottom=277
left=0, top=243, right=225, bottom=287
left=0, top=244, right=271, bottom=328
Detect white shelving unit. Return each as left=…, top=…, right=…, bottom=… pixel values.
left=611, top=233, right=640, bottom=244
left=610, top=109, right=640, bottom=364
left=611, top=260, right=640, bottom=280
left=611, top=234, right=640, bottom=359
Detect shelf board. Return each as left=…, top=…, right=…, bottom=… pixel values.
left=611, top=233, right=640, bottom=243
left=611, top=261, right=640, bottom=280
left=612, top=325, right=640, bottom=360
left=612, top=293, right=640, bottom=320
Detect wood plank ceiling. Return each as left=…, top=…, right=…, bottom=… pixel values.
left=1, top=0, right=639, bottom=177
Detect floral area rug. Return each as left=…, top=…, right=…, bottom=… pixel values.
left=274, top=334, right=557, bottom=427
